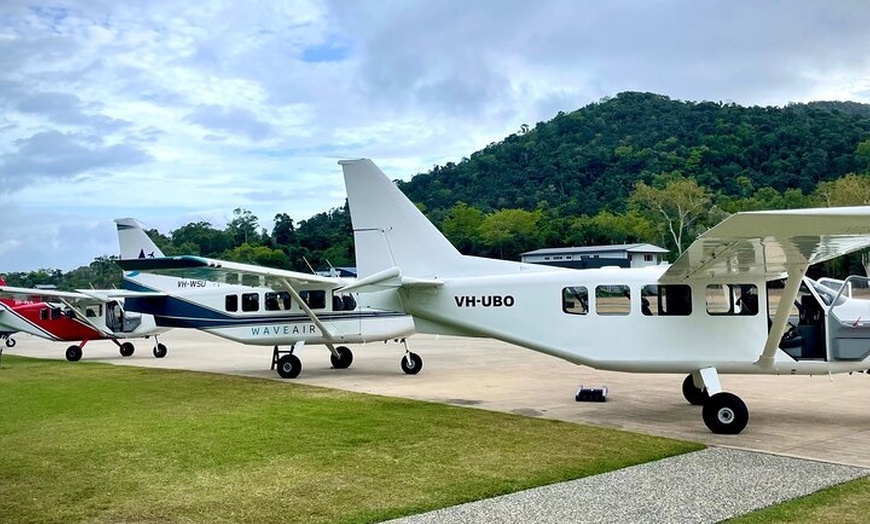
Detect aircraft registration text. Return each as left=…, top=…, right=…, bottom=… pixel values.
left=454, top=295, right=515, bottom=308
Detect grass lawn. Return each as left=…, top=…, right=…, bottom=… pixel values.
left=0, top=355, right=702, bottom=524
left=725, top=477, right=870, bottom=524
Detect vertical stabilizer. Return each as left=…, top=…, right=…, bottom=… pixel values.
left=115, top=218, right=166, bottom=259
left=341, top=159, right=463, bottom=278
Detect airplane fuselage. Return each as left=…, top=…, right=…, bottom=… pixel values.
left=123, top=273, right=415, bottom=346
left=392, top=265, right=870, bottom=376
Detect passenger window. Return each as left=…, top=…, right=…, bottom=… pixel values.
left=40, top=308, right=49, bottom=321
left=225, top=294, right=238, bottom=312
left=644, top=284, right=693, bottom=316
left=300, top=290, right=326, bottom=310
left=562, top=286, right=589, bottom=315
left=265, top=291, right=292, bottom=311
left=596, top=285, right=630, bottom=315
left=241, top=293, right=259, bottom=312
left=706, top=284, right=758, bottom=315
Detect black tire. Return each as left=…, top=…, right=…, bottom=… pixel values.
left=153, top=343, right=167, bottom=359
left=400, top=352, right=423, bottom=375
left=119, top=342, right=135, bottom=357
left=5, top=337, right=15, bottom=348
left=276, top=354, right=302, bottom=379
left=682, top=374, right=709, bottom=406
left=702, top=392, right=749, bottom=434
left=330, top=346, right=353, bottom=369
left=65, top=345, right=83, bottom=362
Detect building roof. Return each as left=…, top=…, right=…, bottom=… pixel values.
left=521, top=243, right=669, bottom=257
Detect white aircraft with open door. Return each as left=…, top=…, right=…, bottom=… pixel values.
left=340, top=158, right=870, bottom=434
left=114, top=219, right=419, bottom=378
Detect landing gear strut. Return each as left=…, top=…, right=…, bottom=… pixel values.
left=690, top=367, right=750, bottom=434
left=398, top=338, right=423, bottom=375
left=152, top=336, right=167, bottom=359
left=272, top=344, right=303, bottom=379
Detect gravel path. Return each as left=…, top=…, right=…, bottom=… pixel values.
left=383, top=447, right=869, bottom=524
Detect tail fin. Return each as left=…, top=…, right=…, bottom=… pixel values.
left=0, top=275, right=6, bottom=286
left=340, top=159, right=463, bottom=278
left=115, top=218, right=166, bottom=259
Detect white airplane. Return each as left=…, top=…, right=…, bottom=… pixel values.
left=114, top=219, right=419, bottom=378
left=339, top=158, right=870, bottom=434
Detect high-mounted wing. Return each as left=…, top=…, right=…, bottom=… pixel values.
left=659, top=206, right=870, bottom=369
left=661, top=206, right=870, bottom=283
left=116, top=256, right=344, bottom=290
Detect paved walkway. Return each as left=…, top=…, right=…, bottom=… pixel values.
left=385, top=448, right=868, bottom=524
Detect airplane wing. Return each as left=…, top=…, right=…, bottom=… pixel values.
left=116, top=255, right=346, bottom=289
left=660, top=206, right=870, bottom=283
left=0, top=286, right=165, bottom=302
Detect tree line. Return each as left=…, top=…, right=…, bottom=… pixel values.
left=7, top=92, right=870, bottom=288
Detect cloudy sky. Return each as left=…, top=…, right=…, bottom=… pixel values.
left=2, top=0, right=870, bottom=272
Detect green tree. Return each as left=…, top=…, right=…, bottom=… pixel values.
left=479, top=209, right=542, bottom=259
left=629, top=173, right=711, bottom=255
left=227, top=208, right=261, bottom=246
left=441, top=202, right=485, bottom=254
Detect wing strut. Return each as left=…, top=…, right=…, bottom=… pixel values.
left=277, top=278, right=339, bottom=356
left=756, top=266, right=807, bottom=370
left=58, top=297, right=114, bottom=338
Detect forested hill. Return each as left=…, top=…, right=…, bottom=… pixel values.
left=398, top=92, right=870, bottom=218
left=9, top=92, right=870, bottom=288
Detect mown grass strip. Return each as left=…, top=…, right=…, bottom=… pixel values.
left=725, top=476, right=870, bottom=524
left=0, top=356, right=702, bottom=524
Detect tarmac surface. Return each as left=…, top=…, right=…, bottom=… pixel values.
left=5, top=330, right=870, bottom=522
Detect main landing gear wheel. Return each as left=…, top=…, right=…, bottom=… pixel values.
left=702, top=392, right=749, bottom=434
left=400, top=352, right=423, bottom=375
left=276, top=354, right=302, bottom=379
left=153, top=343, right=167, bottom=359
left=119, top=342, right=135, bottom=357
left=330, top=346, right=353, bottom=369
left=681, top=374, right=709, bottom=406
left=65, top=345, right=83, bottom=362
left=5, top=337, right=15, bottom=348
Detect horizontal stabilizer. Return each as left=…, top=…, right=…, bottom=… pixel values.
left=338, top=267, right=444, bottom=293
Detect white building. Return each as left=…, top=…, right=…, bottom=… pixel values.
left=521, top=243, right=669, bottom=269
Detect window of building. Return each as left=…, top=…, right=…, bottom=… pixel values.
left=644, top=254, right=653, bottom=262
left=596, top=284, right=630, bottom=315
left=241, top=292, right=259, bottom=312
left=225, top=294, right=238, bottom=312
left=706, top=284, right=758, bottom=315
left=562, top=286, right=589, bottom=315
left=265, top=291, right=292, bottom=311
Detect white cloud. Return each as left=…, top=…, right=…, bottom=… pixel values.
left=1, top=0, right=870, bottom=271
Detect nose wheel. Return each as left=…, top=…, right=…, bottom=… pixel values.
left=401, top=351, right=423, bottom=375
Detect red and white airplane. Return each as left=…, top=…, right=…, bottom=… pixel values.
left=0, top=276, right=170, bottom=361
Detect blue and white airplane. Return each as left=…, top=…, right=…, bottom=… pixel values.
left=114, top=219, right=418, bottom=379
